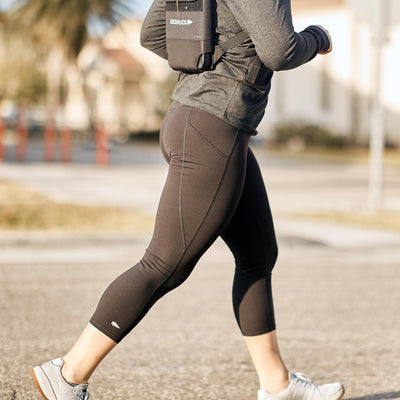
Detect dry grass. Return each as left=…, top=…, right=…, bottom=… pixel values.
left=2, top=178, right=399, bottom=234
left=290, top=210, right=400, bottom=232
left=265, top=147, right=400, bottom=167
left=0, top=179, right=154, bottom=233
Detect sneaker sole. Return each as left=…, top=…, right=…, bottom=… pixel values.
left=30, top=368, right=52, bottom=400
left=336, top=387, right=345, bottom=400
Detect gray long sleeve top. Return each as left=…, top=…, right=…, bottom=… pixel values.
left=141, top=0, right=330, bottom=134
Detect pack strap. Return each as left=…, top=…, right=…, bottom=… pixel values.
left=212, top=30, right=249, bottom=66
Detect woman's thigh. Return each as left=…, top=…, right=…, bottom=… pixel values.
left=146, top=102, right=251, bottom=287
left=221, top=148, right=277, bottom=267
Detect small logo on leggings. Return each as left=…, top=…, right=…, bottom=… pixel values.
left=111, top=321, right=120, bottom=329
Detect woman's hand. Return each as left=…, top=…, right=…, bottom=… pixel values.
left=315, top=25, right=333, bottom=54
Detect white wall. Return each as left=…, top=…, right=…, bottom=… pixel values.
left=259, top=1, right=400, bottom=145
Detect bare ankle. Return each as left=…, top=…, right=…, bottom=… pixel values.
left=261, top=373, right=289, bottom=394
left=61, top=360, right=88, bottom=385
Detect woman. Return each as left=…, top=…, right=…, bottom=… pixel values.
left=31, top=1, right=344, bottom=400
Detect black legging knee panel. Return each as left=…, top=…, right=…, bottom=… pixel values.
left=89, top=102, right=278, bottom=342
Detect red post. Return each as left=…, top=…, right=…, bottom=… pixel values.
left=16, top=110, right=27, bottom=162
left=0, top=117, right=4, bottom=161
left=60, top=126, right=72, bottom=163
left=44, top=119, right=57, bottom=162
left=96, top=122, right=109, bottom=166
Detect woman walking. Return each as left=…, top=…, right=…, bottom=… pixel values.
left=31, top=1, right=344, bottom=399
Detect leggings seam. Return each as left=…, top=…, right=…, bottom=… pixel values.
left=186, top=120, right=230, bottom=158
left=166, top=128, right=240, bottom=280
left=178, top=109, right=191, bottom=248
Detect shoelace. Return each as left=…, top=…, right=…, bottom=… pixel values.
left=72, top=387, right=90, bottom=400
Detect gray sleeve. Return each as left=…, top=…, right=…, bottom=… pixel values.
left=140, top=0, right=168, bottom=60
left=226, top=0, right=331, bottom=71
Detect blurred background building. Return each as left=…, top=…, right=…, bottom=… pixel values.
left=260, top=0, right=400, bottom=147
left=82, top=18, right=175, bottom=136
left=0, top=0, right=399, bottom=146
left=72, top=19, right=174, bottom=136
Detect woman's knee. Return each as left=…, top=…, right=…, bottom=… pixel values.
left=141, top=250, right=196, bottom=293
left=267, top=240, right=278, bottom=272
left=234, top=240, right=278, bottom=275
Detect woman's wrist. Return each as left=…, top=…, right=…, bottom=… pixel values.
left=305, top=25, right=332, bottom=54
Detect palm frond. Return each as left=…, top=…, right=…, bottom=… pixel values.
left=10, top=0, right=135, bottom=59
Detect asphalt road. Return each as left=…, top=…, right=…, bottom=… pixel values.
left=1, top=233, right=400, bottom=400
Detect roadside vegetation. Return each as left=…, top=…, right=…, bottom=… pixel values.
left=1, top=178, right=399, bottom=233
left=263, top=146, right=400, bottom=168
left=289, top=210, right=400, bottom=233
left=270, top=122, right=399, bottom=167
left=0, top=179, right=154, bottom=232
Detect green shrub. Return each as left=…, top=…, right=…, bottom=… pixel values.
left=273, top=121, right=348, bottom=149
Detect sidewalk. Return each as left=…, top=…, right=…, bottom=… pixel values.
left=1, top=143, right=400, bottom=249
left=275, top=218, right=400, bottom=250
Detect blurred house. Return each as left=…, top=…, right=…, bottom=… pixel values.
left=0, top=16, right=174, bottom=137
left=79, top=44, right=146, bottom=136
left=259, top=0, right=400, bottom=146
left=74, top=19, right=174, bottom=136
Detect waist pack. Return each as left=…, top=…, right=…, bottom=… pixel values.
left=166, top=0, right=248, bottom=73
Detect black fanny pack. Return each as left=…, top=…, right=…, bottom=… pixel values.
left=166, top=0, right=248, bottom=73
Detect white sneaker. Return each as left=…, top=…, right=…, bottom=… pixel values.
left=31, top=358, right=90, bottom=400
left=258, top=372, right=344, bottom=400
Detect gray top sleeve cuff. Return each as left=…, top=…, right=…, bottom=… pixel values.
left=304, top=25, right=331, bottom=53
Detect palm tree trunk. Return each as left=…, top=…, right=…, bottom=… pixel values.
left=46, top=46, right=64, bottom=123
left=63, top=61, right=90, bottom=134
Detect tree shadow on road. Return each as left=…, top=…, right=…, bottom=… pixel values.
left=345, top=392, right=400, bottom=400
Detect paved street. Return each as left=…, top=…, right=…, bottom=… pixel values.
left=1, top=233, right=400, bottom=400
left=1, top=142, right=400, bottom=400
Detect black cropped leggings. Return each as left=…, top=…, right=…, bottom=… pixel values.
left=90, top=102, right=278, bottom=343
